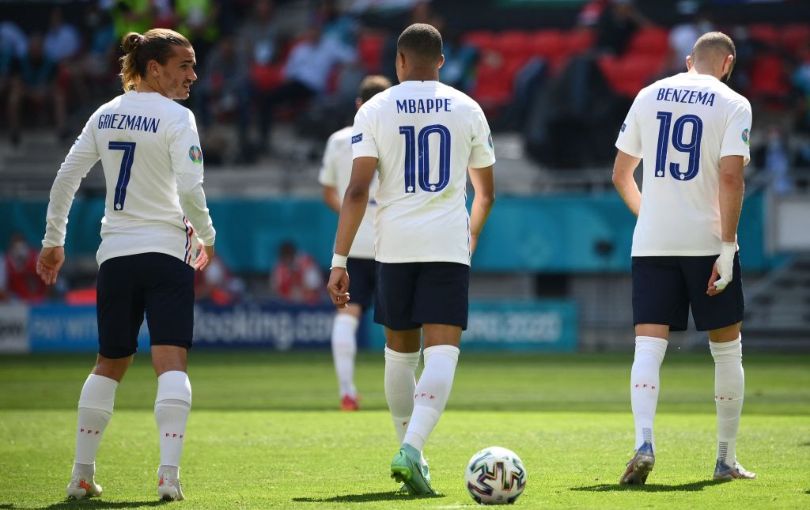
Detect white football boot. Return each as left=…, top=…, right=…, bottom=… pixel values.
left=157, top=467, right=185, bottom=501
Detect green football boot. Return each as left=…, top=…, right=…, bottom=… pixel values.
left=390, top=444, right=436, bottom=496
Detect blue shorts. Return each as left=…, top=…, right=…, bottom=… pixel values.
left=632, top=254, right=744, bottom=332
left=97, top=252, right=195, bottom=358
left=374, top=262, right=470, bottom=330
left=347, top=257, right=376, bottom=311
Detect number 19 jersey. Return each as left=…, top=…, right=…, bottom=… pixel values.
left=615, top=72, right=752, bottom=256
left=351, top=81, right=496, bottom=265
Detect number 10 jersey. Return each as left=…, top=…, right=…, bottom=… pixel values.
left=351, top=80, right=496, bottom=265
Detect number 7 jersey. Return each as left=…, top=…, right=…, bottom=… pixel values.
left=43, top=91, right=215, bottom=266
left=351, top=80, right=496, bottom=265
left=615, top=72, right=752, bottom=256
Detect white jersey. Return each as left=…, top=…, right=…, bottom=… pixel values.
left=318, top=126, right=378, bottom=260
left=351, top=80, right=496, bottom=265
left=615, top=72, right=752, bottom=256
left=43, top=91, right=215, bottom=266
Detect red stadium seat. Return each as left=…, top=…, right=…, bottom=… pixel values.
left=748, top=53, right=790, bottom=99
left=628, top=27, right=670, bottom=57
left=565, top=28, right=595, bottom=56
left=599, top=54, right=663, bottom=97
left=494, top=30, right=533, bottom=60
left=358, top=32, right=385, bottom=73
left=748, top=24, right=780, bottom=47
left=781, top=24, right=810, bottom=55
left=463, top=30, right=497, bottom=50
left=528, top=30, right=566, bottom=59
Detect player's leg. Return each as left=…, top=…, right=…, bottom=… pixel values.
left=685, top=254, right=753, bottom=480
left=331, top=258, right=375, bottom=410
left=621, top=257, right=687, bottom=485
left=385, top=327, right=422, bottom=443
left=68, top=256, right=143, bottom=499
left=332, top=304, right=362, bottom=409
left=144, top=253, right=195, bottom=501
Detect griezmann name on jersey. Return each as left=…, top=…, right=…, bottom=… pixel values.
left=351, top=81, right=495, bottom=266
left=44, top=91, right=215, bottom=266
left=615, top=73, right=752, bottom=257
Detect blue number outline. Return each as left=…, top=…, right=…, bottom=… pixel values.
left=654, top=111, right=702, bottom=182
left=399, top=124, right=451, bottom=193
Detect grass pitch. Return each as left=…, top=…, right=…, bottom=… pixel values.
left=1, top=350, right=808, bottom=509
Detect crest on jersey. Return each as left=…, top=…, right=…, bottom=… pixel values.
left=188, top=145, right=203, bottom=163
left=741, top=128, right=750, bottom=145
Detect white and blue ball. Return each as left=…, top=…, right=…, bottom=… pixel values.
left=465, top=446, right=527, bottom=505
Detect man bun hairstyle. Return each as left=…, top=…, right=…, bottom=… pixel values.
left=119, top=28, right=191, bottom=91
left=358, top=75, right=392, bottom=103
left=397, top=23, right=443, bottom=66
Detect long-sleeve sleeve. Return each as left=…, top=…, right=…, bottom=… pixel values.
left=42, top=116, right=100, bottom=247
left=169, top=109, right=216, bottom=246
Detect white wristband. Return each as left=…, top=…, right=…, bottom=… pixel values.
left=331, top=254, right=348, bottom=269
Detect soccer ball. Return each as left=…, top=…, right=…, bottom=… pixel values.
left=465, top=446, right=527, bottom=505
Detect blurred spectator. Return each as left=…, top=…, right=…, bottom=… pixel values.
left=317, top=0, right=360, bottom=48
left=240, top=0, right=280, bottom=69
left=764, top=126, right=793, bottom=195
left=176, top=0, right=219, bottom=65
left=193, top=32, right=252, bottom=162
left=667, top=1, right=713, bottom=73
left=77, top=4, right=117, bottom=98
left=195, top=253, right=243, bottom=305
left=270, top=241, right=323, bottom=304
left=7, top=33, right=66, bottom=146
left=43, top=7, right=81, bottom=63
left=432, top=16, right=476, bottom=93
left=794, top=43, right=810, bottom=133
left=0, top=21, right=27, bottom=99
left=110, top=0, right=153, bottom=39
left=594, top=0, right=650, bottom=56
left=4, top=234, right=47, bottom=303
left=258, top=26, right=356, bottom=145
left=577, top=0, right=609, bottom=28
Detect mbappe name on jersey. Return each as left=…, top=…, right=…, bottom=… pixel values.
left=656, top=87, right=716, bottom=106
left=97, top=113, right=161, bottom=133
left=396, top=98, right=452, bottom=114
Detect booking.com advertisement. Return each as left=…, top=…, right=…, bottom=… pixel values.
left=0, top=300, right=577, bottom=353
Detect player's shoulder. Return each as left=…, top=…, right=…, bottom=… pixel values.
left=712, top=81, right=751, bottom=111
left=327, top=125, right=354, bottom=144
left=437, top=82, right=484, bottom=112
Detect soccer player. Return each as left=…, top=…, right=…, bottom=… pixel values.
left=326, top=23, right=496, bottom=495
left=612, top=32, right=755, bottom=484
left=36, top=29, right=216, bottom=501
left=319, top=74, right=392, bottom=411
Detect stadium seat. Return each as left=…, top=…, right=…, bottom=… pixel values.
left=598, top=54, right=663, bottom=97
left=628, top=27, right=670, bottom=57
left=358, top=32, right=385, bottom=73
left=748, top=53, right=790, bottom=99
left=748, top=23, right=780, bottom=48
left=565, top=28, right=595, bottom=56
left=781, top=24, right=810, bottom=55
left=528, top=30, right=566, bottom=60
left=463, top=30, right=497, bottom=50
left=494, top=30, right=533, bottom=61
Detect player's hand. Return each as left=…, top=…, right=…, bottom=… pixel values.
left=37, top=246, right=65, bottom=285
left=194, top=244, right=215, bottom=271
left=327, top=267, right=350, bottom=308
left=707, top=242, right=736, bottom=296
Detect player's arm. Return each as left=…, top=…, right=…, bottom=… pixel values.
left=38, top=116, right=101, bottom=285
left=708, top=101, right=752, bottom=295
left=170, top=110, right=216, bottom=270
left=612, top=150, right=642, bottom=216
left=468, top=165, right=495, bottom=255
left=707, top=155, right=745, bottom=296
left=327, top=156, right=376, bottom=307
left=322, top=186, right=341, bottom=213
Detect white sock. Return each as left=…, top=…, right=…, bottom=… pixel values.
left=630, top=336, right=667, bottom=450
left=155, top=371, right=192, bottom=469
left=384, top=347, right=420, bottom=444
left=74, top=374, right=118, bottom=468
left=403, top=345, right=460, bottom=452
left=331, top=313, right=359, bottom=398
left=710, top=335, right=744, bottom=464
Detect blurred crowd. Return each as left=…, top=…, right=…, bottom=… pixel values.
left=1, top=0, right=809, bottom=173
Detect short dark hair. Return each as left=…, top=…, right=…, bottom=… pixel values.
left=397, top=23, right=442, bottom=65
left=358, top=75, right=392, bottom=102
